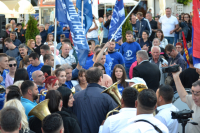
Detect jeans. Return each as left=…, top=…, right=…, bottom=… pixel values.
left=174, top=33, right=179, bottom=45
left=87, top=37, right=99, bottom=45
left=125, top=67, right=130, bottom=79
left=165, top=37, right=174, bottom=45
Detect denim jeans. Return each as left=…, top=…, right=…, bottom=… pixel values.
left=125, top=67, right=130, bottom=79
left=174, top=33, right=179, bottom=45
left=87, top=37, right=99, bottom=45
left=165, top=37, right=174, bottom=45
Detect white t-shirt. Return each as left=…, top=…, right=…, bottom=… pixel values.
left=159, top=15, right=178, bottom=37
left=87, top=21, right=98, bottom=38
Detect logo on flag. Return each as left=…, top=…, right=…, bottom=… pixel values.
left=56, top=0, right=89, bottom=66
left=108, top=0, right=125, bottom=42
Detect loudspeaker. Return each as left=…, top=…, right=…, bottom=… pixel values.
left=0, top=15, right=6, bottom=38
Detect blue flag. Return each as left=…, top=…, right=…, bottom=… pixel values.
left=108, top=0, right=125, bottom=42
left=55, top=0, right=89, bottom=66
left=76, top=0, right=93, bottom=34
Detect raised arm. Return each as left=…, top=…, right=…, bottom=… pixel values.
left=172, top=67, right=188, bottom=103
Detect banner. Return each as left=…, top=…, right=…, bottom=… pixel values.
left=182, top=31, right=189, bottom=65
left=56, top=0, right=89, bottom=66
left=192, top=0, right=200, bottom=68
left=76, top=0, right=93, bottom=34
left=108, top=0, right=125, bottom=42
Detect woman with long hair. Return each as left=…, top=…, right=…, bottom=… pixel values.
left=179, top=13, right=192, bottom=42
left=44, top=33, right=54, bottom=45
left=14, top=68, right=29, bottom=83
left=29, top=90, right=81, bottom=133
left=5, top=57, right=17, bottom=88
left=155, top=29, right=168, bottom=49
left=4, top=99, right=34, bottom=133
left=112, top=64, right=128, bottom=94
left=74, top=69, right=87, bottom=91
left=54, top=68, right=67, bottom=87
left=27, top=39, right=35, bottom=51
left=19, top=55, right=30, bottom=69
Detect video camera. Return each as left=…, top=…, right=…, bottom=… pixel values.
left=172, top=110, right=193, bottom=120
left=162, top=65, right=180, bottom=73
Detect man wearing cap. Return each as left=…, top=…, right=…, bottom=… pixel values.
left=125, top=77, right=147, bottom=87
left=16, top=23, right=26, bottom=43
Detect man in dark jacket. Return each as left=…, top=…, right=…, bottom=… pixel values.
left=133, top=50, right=160, bottom=92
left=48, top=20, right=63, bottom=43
left=73, top=67, right=118, bottom=133
left=136, top=12, right=152, bottom=39
left=39, top=24, right=47, bottom=44
left=16, top=23, right=26, bottom=43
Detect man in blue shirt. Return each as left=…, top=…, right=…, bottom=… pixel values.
left=108, top=39, right=125, bottom=73
left=27, top=52, right=44, bottom=81
left=0, top=53, right=9, bottom=110
left=120, top=31, right=141, bottom=77
left=115, top=38, right=123, bottom=52
left=21, top=80, right=38, bottom=120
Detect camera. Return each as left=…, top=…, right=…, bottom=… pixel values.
left=162, top=65, right=180, bottom=73
left=171, top=110, right=193, bottom=120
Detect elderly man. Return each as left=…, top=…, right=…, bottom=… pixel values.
left=10, top=32, right=21, bottom=47
left=101, top=74, right=113, bottom=88
left=133, top=50, right=160, bottom=92
left=73, top=67, right=117, bottom=133
left=172, top=68, right=200, bottom=133
left=15, top=44, right=32, bottom=68
left=39, top=24, right=47, bottom=44
left=34, top=35, right=44, bottom=56
left=149, top=46, right=168, bottom=85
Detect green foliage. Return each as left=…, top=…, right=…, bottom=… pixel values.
left=177, top=0, right=192, bottom=5
left=21, top=21, right=25, bottom=29
left=122, top=9, right=133, bottom=42
left=25, top=15, right=40, bottom=42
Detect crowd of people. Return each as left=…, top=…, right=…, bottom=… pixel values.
left=0, top=6, right=199, bottom=133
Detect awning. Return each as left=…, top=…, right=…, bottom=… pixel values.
left=0, top=0, right=35, bottom=14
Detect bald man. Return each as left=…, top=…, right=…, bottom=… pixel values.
left=101, top=74, right=113, bottom=88
left=32, top=70, right=45, bottom=93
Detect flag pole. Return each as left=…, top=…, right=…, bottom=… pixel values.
left=104, top=0, right=141, bottom=52
left=54, top=18, right=57, bottom=70
left=81, top=0, right=84, bottom=28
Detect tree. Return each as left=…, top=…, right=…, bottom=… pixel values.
left=25, top=15, right=40, bottom=42
left=122, top=9, right=133, bottom=42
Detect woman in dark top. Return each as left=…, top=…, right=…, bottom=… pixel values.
left=29, top=90, right=81, bottom=133
left=137, top=30, right=152, bottom=49
left=179, top=13, right=192, bottom=42
left=57, top=86, right=79, bottom=123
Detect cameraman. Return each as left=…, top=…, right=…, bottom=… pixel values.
left=172, top=68, right=200, bottom=133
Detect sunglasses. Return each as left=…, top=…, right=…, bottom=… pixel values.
left=9, top=64, right=17, bottom=67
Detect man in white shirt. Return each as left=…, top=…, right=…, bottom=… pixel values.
left=172, top=68, right=200, bottom=133
left=99, top=87, right=138, bottom=133
left=120, top=89, right=169, bottom=133
left=87, top=16, right=99, bottom=45
left=58, top=43, right=76, bottom=66
left=158, top=7, right=179, bottom=45
left=39, top=45, right=61, bottom=65
left=155, top=85, right=179, bottom=133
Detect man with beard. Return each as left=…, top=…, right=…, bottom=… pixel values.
left=15, top=44, right=32, bottom=68
left=120, top=31, right=141, bottom=78
left=108, top=39, right=124, bottom=73
left=20, top=80, right=38, bottom=120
